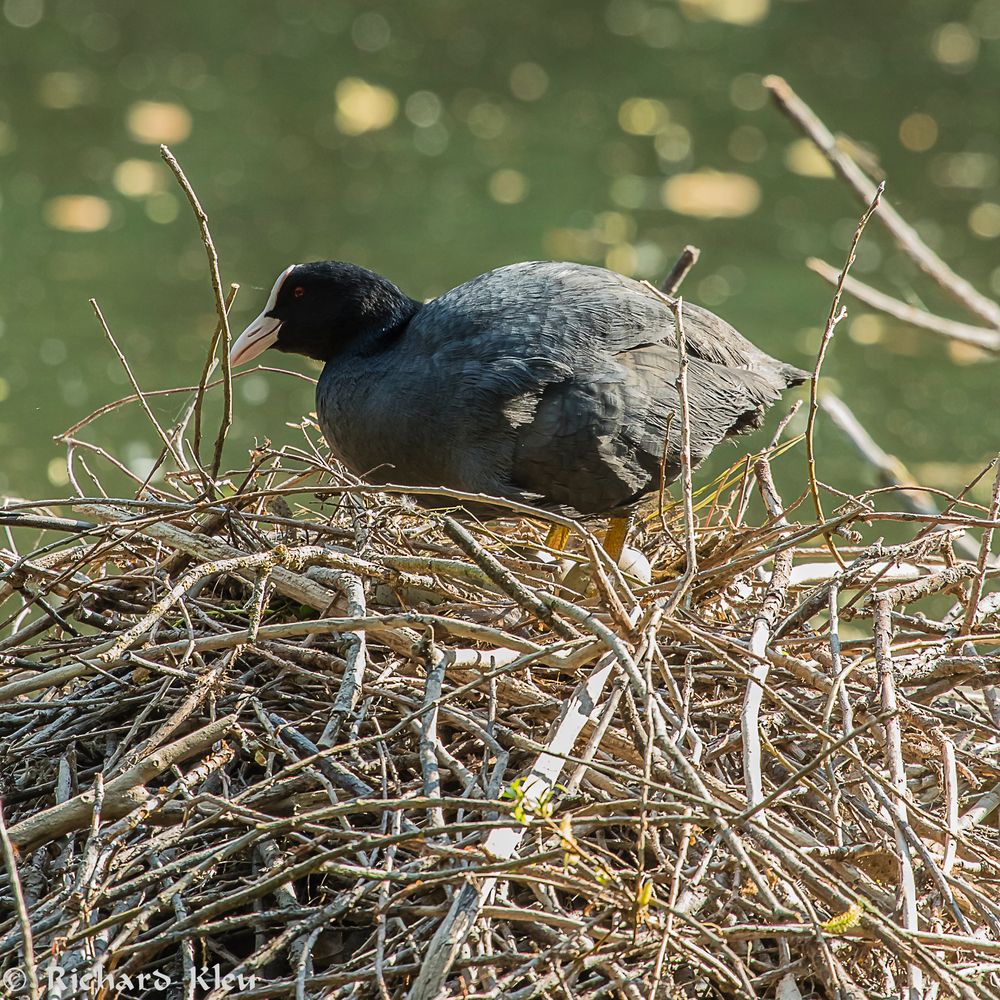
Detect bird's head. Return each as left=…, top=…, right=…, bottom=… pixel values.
left=230, top=261, right=418, bottom=366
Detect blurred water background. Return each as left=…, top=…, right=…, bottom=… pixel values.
left=1, top=0, right=999, bottom=506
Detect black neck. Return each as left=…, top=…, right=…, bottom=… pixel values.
left=351, top=296, right=422, bottom=358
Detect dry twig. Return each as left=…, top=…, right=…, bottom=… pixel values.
left=4, top=118, right=1000, bottom=1000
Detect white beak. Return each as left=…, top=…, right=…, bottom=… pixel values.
left=229, top=313, right=282, bottom=367
left=229, top=264, right=297, bottom=367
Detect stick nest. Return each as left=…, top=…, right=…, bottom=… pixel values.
left=3, top=438, right=1000, bottom=1000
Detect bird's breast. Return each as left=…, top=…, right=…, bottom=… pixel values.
left=315, top=357, right=459, bottom=488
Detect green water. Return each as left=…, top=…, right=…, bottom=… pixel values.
left=2, top=0, right=999, bottom=508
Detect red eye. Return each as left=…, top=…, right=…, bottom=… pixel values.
left=294, top=286, right=305, bottom=298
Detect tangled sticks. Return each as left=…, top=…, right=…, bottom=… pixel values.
left=2, top=438, right=1000, bottom=998
left=4, top=87, right=1000, bottom=996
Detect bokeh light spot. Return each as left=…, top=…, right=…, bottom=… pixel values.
left=796, top=327, right=823, bottom=353
left=335, top=78, right=398, bottom=135
left=698, top=273, right=732, bottom=305
left=542, top=227, right=601, bottom=261
left=466, top=101, right=508, bottom=139
left=898, top=112, right=938, bottom=152
left=848, top=314, right=885, bottom=345
left=113, top=159, right=163, bottom=197
left=351, top=11, right=391, bottom=52
left=948, top=340, right=991, bottom=365
left=39, top=338, right=67, bottom=365
left=610, top=175, right=649, bottom=209
left=729, top=73, right=766, bottom=111
left=413, top=123, right=449, bottom=156
left=488, top=168, right=528, bottom=204
left=618, top=97, right=670, bottom=136
left=81, top=12, right=119, bottom=51
left=932, top=22, right=979, bottom=68
left=606, top=243, right=637, bottom=274
left=4, top=0, right=42, bottom=28
left=47, top=457, right=69, bottom=487
left=0, top=122, right=16, bottom=155
left=240, top=375, right=270, bottom=405
left=145, top=192, right=179, bottom=224
left=405, top=90, right=442, bottom=127
left=127, top=101, right=192, bottom=144
left=661, top=170, right=761, bottom=218
left=44, top=195, right=112, bottom=232
left=509, top=62, right=549, bottom=101
left=124, top=442, right=156, bottom=480
left=643, top=7, right=680, bottom=47
left=38, top=71, right=95, bottom=109
left=931, top=152, right=997, bottom=188
left=969, top=202, right=1000, bottom=238
left=605, top=0, right=650, bottom=36
left=784, top=138, right=834, bottom=178
left=681, top=0, right=769, bottom=25
left=654, top=124, right=692, bottom=162
left=593, top=211, right=635, bottom=244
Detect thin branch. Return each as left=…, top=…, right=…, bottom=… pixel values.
left=766, top=75, right=1000, bottom=330
left=0, top=799, right=40, bottom=999
left=664, top=295, right=697, bottom=610
left=742, top=459, right=794, bottom=816
left=89, top=299, right=187, bottom=471
left=805, top=181, right=884, bottom=567
left=160, top=144, right=235, bottom=492
left=807, top=258, right=1000, bottom=352
left=193, top=282, right=240, bottom=470
left=873, top=596, right=924, bottom=1000
left=963, top=455, right=1000, bottom=636
left=659, top=244, right=701, bottom=296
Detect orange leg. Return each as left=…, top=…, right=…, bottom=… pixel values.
left=602, top=516, right=632, bottom=563
left=544, top=524, right=571, bottom=551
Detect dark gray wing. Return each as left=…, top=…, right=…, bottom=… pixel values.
left=394, top=262, right=802, bottom=513
left=511, top=347, right=787, bottom=514
left=415, top=262, right=805, bottom=381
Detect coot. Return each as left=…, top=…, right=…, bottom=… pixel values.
left=230, top=261, right=806, bottom=518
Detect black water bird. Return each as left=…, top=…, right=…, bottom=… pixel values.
left=230, top=260, right=806, bottom=524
